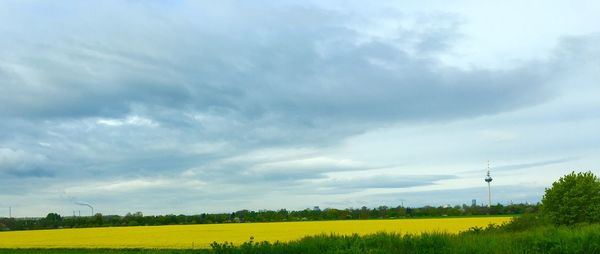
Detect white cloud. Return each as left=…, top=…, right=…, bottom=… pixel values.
left=250, top=156, right=364, bottom=172
left=66, top=179, right=172, bottom=194
left=477, top=130, right=517, bottom=142
left=96, top=115, right=158, bottom=127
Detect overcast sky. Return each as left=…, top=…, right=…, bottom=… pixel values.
left=1, top=0, right=599, bottom=217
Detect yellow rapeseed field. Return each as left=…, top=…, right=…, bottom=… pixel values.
left=0, top=217, right=511, bottom=249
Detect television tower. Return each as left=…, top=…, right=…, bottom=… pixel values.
left=484, top=161, right=493, bottom=208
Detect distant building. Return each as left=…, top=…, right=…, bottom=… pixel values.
left=313, top=206, right=320, bottom=211
left=472, top=199, right=477, bottom=206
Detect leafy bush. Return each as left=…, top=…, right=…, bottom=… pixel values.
left=501, top=213, right=549, bottom=232
left=541, top=171, right=600, bottom=225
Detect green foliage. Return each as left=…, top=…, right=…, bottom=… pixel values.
left=541, top=171, right=600, bottom=225
left=37, top=213, right=63, bottom=229
left=0, top=204, right=538, bottom=231
left=45, top=213, right=62, bottom=222
left=501, top=213, right=550, bottom=232
left=207, top=225, right=600, bottom=254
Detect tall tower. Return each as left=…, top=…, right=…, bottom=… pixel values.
left=484, top=161, right=493, bottom=208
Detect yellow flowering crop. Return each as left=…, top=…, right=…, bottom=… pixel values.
left=0, top=217, right=511, bottom=249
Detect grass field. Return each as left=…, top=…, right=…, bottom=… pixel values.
left=0, top=217, right=511, bottom=249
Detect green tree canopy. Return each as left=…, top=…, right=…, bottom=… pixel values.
left=45, top=213, right=62, bottom=222
left=541, top=171, right=600, bottom=225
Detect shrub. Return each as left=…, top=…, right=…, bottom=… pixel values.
left=541, top=171, right=600, bottom=225
left=502, top=213, right=549, bottom=232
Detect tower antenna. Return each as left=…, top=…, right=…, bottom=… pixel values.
left=485, top=160, right=493, bottom=209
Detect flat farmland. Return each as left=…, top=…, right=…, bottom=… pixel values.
left=0, top=217, right=511, bottom=249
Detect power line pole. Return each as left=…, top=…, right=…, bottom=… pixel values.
left=9, top=206, right=11, bottom=218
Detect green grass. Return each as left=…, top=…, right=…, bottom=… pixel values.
left=1, top=223, right=599, bottom=254
left=208, top=224, right=600, bottom=254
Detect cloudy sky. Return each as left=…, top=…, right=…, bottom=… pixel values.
left=1, top=1, right=599, bottom=217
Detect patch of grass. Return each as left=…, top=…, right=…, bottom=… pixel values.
left=207, top=224, right=600, bottom=254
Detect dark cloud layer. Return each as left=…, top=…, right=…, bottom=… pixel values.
left=1, top=2, right=548, bottom=124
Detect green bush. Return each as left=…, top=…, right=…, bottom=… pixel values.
left=501, top=213, right=549, bottom=232
left=541, top=171, right=600, bottom=225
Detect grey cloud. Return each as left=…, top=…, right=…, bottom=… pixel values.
left=495, top=158, right=577, bottom=172
left=359, top=185, right=546, bottom=208
left=553, top=33, right=600, bottom=66
left=187, top=154, right=397, bottom=188
left=324, top=174, right=456, bottom=190
left=460, top=157, right=577, bottom=175
left=58, top=178, right=268, bottom=215
left=3, top=167, right=54, bottom=178
left=54, top=173, right=456, bottom=215
left=0, top=1, right=549, bottom=128
left=0, top=148, right=54, bottom=178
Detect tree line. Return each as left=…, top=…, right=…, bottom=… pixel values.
left=0, top=203, right=538, bottom=231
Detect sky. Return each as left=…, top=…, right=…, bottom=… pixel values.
left=1, top=0, right=599, bottom=217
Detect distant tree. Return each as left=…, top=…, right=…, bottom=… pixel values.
left=43, top=213, right=62, bottom=228
left=541, top=171, right=600, bottom=225
left=45, top=213, right=62, bottom=221
left=0, top=203, right=541, bottom=231
left=93, top=213, right=103, bottom=226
